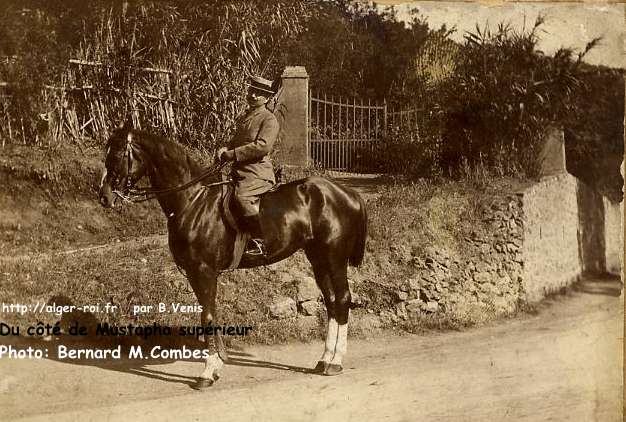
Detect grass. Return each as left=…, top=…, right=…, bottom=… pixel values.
left=0, top=142, right=166, bottom=255
left=0, top=237, right=328, bottom=346
left=363, top=178, right=487, bottom=274
left=0, top=142, right=531, bottom=345
left=351, top=176, right=526, bottom=325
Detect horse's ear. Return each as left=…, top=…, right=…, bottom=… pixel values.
left=121, top=118, right=133, bottom=132
left=120, top=118, right=134, bottom=144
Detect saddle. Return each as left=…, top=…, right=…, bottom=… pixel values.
left=220, top=183, right=248, bottom=271
left=220, top=179, right=281, bottom=271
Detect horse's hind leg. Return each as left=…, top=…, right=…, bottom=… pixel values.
left=326, top=257, right=350, bottom=376
left=306, top=249, right=350, bottom=376
left=305, top=249, right=335, bottom=373
left=187, top=264, right=224, bottom=390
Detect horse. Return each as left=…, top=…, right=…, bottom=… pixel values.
left=98, top=121, right=367, bottom=389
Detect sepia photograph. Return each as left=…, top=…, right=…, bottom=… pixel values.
left=0, top=1, right=623, bottom=420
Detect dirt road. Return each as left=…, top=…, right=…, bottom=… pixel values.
left=1, top=279, right=623, bottom=422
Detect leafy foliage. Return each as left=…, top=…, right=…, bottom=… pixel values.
left=433, top=17, right=601, bottom=178
left=67, top=0, right=315, bottom=152
left=0, top=4, right=71, bottom=140
left=414, top=28, right=459, bottom=89
left=274, top=1, right=432, bottom=101
left=0, top=2, right=622, bottom=198
left=1, top=0, right=314, bottom=151
left=358, top=15, right=621, bottom=198
left=378, top=132, right=441, bottom=178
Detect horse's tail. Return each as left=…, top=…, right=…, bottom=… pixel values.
left=349, top=194, right=367, bottom=267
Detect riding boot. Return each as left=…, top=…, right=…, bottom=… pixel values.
left=243, top=214, right=266, bottom=256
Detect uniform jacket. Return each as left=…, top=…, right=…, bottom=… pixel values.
left=228, top=104, right=279, bottom=188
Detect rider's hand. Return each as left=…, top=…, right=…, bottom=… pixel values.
left=216, top=147, right=228, bottom=163
left=218, top=148, right=236, bottom=162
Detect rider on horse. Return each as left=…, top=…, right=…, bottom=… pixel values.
left=217, top=75, right=279, bottom=256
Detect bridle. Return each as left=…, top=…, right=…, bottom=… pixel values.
left=110, top=135, right=232, bottom=204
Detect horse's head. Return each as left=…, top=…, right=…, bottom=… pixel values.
left=99, top=120, right=148, bottom=208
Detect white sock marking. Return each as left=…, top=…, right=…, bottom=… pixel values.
left=330, top=323, right=348, bottom=366
left=320, top=318, right=338, bottom=363
left=199, top=353, right=223, bottom=380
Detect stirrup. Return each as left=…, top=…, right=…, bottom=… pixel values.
left=245, top=238, right=266, bottom=256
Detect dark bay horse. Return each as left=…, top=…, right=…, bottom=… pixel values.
left=98, top=121, right=367, bottom=389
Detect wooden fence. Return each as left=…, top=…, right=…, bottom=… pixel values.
left=57, top=59, right=176, bottom=141
left=0, top=58, right=177, bottom=146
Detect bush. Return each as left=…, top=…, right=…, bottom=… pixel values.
left=0, top=0, right=315, bottom=151
left=2, top=3, right=621, bottom=196
left=431, top=17, right=600, bottom=178
left=368, top=128, right=442, bottom=178
left=0, top=4, right=71, bottom=143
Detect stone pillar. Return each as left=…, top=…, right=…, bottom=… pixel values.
left=537, top=126, right=566, bottom=178
left=277, top=66, right=309, bottom=166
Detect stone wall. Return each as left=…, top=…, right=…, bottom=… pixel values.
left=361, top=173, right=620, bottom=326
left=262, top=190, right=531, bottom=326
left=377, top=194, right=525, bottom=322
left=603, top=197, right=623, bottom=275
left=263, top=173, right=621, bottom=331
left=370, top=172, right=619, bottom=323
left=520, top=174, right=582, bottom=302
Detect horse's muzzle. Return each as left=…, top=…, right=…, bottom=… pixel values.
left=98, top=184, right=116, bottom=208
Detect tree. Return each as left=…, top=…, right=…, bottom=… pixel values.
left=274, top=1, right=432, bottom=102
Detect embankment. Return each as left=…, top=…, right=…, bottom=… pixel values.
left=1, top=144, right=621, bottom=345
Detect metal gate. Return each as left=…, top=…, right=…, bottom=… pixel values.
left=308, top=92, right=386, bottom=173
left=308, top=91, right=424, bottom=173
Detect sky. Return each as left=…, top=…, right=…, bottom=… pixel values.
left=384, top=1, right=624, bottom=69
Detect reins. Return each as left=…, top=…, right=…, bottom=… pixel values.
left=113, top=158, right=231, bottom=204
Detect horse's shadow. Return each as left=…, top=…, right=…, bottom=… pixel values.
left=4, top=333, right=313, bottom=388
left=226, top=356, right=312, bottom=374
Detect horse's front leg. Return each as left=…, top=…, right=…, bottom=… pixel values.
left=187, top=264, right=224, bottom=390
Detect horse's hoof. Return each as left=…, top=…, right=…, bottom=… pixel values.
left=324, top=364, right=343, bottom=376
left=216, top=336, right=229, bottom=363
left=311, top=361, right=328, bottom=374
left=218, top=351, right=229, bottom=364
left=192, top=377, right=215, bottom=390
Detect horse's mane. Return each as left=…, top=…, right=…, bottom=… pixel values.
left=132, top=129, right=207, bottom=177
